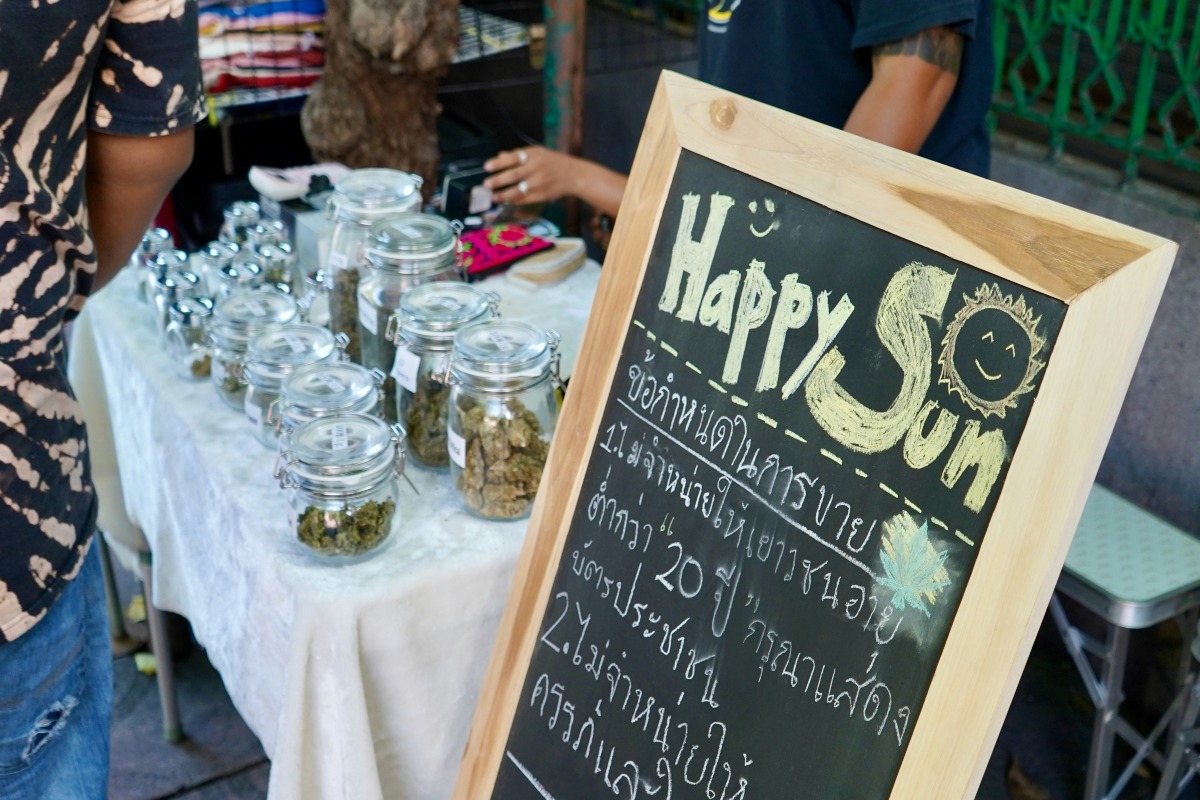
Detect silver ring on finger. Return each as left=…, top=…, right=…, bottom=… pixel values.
left=518, top=150, right=529, bottom=165
left=518, top=180, right=529, bottom=195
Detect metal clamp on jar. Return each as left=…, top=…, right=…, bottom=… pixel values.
left=278, top=362, right=386, bottom=444
left=446, top=319, right=561, bottom=520
left=323, top=168, right=422, bottom=363
left=164, top=296, right=216, bottom=381
left=358, top=213, right=464, bottom=423
left=209, top=288, right=299, bottom=410
left=388, top=282, right=498, bottom=470
left=275, top=413, right=408, bottom=563
left=242, top=323, right=345, bottom=448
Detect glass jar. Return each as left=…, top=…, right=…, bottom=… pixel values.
left=242, top=323, right=342, bottom=448
left=141, top=249, right=188, bottom=310
left=447, top=319, right=561, bottom=519
left=219, top=200, right=261, bottom=245
left=213, top=260, right=264, bottom=300
left=164, top=296, right=216, bottom=381
left=209, top=289, right=299, bottom=410
left=279, top=362, right=385, bottom=441
left=151, top=269, right=202, bottom=335
left=133, top=228, right=173, bottom=303
left=324, top=168, right=422, bottom=363
left=253, top=242, right=297, bottom=292
left=391, top=282, right=498, bottom=469
left=247, top=219, right=289, bottom=249
left=275, top=413, right=407, bottom=563
left=357, top=213, right=463, bottom=423
left=194, top=240, right=240, bottom=296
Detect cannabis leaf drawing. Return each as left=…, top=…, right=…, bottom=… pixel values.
left=878, top=512, right=951, bottom=618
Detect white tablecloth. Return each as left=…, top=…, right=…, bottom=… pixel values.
left=72, top=262, right=601, bottom=799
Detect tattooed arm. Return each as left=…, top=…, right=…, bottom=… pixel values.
left=843, top=26, right=964, bottom=154
left=85, top=128, right=195, bottom=290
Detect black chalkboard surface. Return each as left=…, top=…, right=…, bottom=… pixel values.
left=489, top=150, right=1065, bottom=798
left=455, top=72, right=1175, bottom=800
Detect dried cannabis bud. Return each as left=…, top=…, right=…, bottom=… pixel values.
left=330, top=269, right=361, bottom=363
left=190, top=354, right=212, bottom=379
left=404, top=376, right=451, bottom=467
left=455, top=399, right=548, bottom=518
left=297, top=499, right=394, bottom=557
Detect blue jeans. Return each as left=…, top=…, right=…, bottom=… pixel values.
left=0, top=542, right=112, bottom=799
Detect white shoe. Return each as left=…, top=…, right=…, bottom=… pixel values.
left=249, top=163, right=352, bottom=202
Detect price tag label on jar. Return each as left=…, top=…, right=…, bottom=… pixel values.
left=391, top=346, right=421, bottom=393
left=448, top=427, right=466, bottom=469
left=331, top=423, right=349, bottom=452
left=358, top=293, right=378, bottom=336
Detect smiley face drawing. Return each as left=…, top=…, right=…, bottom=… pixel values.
left=937, top=283, right=1047, bottom=418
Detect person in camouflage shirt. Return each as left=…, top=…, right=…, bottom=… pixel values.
left=0, top=1, right=205, bottom=795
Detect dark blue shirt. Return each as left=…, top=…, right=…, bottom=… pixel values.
left=697, top=0, right=993, bottom=177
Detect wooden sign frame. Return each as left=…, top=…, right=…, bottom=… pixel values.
left=454, top=71, right=1176, bottom=798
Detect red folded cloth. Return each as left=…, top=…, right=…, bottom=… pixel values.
left=459, top=224, right=554, bottom=281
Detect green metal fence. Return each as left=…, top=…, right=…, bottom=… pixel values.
left=993, top=0, right=1200, bottom=183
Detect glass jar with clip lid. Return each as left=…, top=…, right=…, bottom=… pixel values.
left=275, top=413, right=408, bottom=563
left=209, top=288, right=299, bottom=409
left=132, top=228, right=173, bottom=303
left=447, top=319, right=561, bottom=519
left=151, top=268, right=202, bottom=335
left=164, top=296, right=216, bottom=381
left=390, top=282, right=497, bottom=469
left=323, top=168, right=422, bottom=363
left=278, top=361, right=386, bottom=443
left=242, top=323, right=345, bottom=448
left=357, top=212, right=463, bottom=423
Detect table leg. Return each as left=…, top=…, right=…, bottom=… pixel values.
left=1085, top=623, right=1129, bottom=800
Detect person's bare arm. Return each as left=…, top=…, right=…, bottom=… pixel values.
left=85, top=128, right=195, bottom=290
left=483, top=145, right=627, bottom=219
left=843, top=26, right=963, bottom=153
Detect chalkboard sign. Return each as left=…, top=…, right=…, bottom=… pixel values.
left=455, top=72, right=1176, bottom=799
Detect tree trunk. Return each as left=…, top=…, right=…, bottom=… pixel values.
left=302, top=0, right=460, bottom=197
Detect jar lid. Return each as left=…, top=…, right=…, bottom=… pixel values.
left=218, top=260, right=263, bottom=287
left=138, top=228, right=172, bottom=258
left=397, top=282, right=496, bottom=346
left=281, top=362, right=381, bottom=416
left=253, top=242, right=293, bottom=270
left=364, top=213, right=457, bottom=268
left=213, top=288, right=298, bottom=330
left=327, top=169, right=423, bottom=223
left=149, top=249, right=189, bottom=279
left=197, top=240, right=239, bottom=269
left=247, top=219, right=288, bottom=247
left=168, top=295, right=215, bottom=327
left=285, top=413, right=401, bottom=489
left=223, top=200, right=261, bottom=224
left=245, top=323, right=338, bottom=384
left=153, top=269, right=201, bottom=296
left=451, top=319, right=555, bottom=381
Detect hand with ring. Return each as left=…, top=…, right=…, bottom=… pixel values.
left=483, top=145, right=583, bottom=209
left=482, top=144, right=628, bottom=219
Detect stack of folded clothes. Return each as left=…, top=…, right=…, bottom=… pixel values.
left=200, top=0, right=326, bottom=104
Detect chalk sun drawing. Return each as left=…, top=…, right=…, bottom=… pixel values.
left=938, top=283, right=1047, bottom=419
left=877, top=511, right=951, bottom=618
